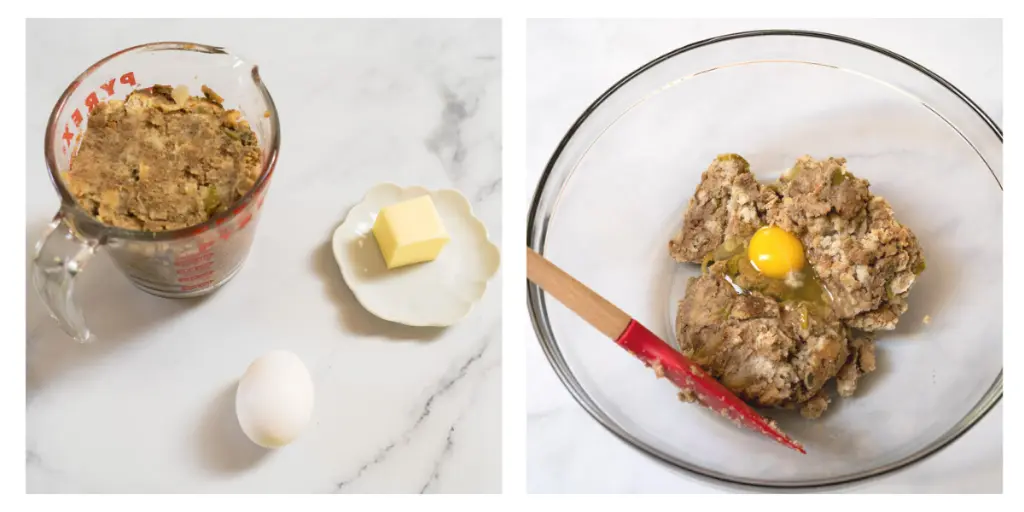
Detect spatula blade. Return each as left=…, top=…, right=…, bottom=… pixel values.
left=616, top=320, right=805, bottom=454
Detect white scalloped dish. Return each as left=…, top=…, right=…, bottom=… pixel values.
left=333, top=184, right=500, bottom=327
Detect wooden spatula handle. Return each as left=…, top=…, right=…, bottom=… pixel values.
left=526, top=248, right=631, bottom=340
left=526, top=248, right=806, bottom=453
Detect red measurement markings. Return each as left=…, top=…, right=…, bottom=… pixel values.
left=174, top=238, right=218, bottom=289
left=175, top=252, right=215, bottom=267
left=177, top=260, right=214, bottom=275
left=236, top=212, right=254, bottom=231
left=179, top=270, right=215, bottom=283
left=181, top=280, right=214, bottom=292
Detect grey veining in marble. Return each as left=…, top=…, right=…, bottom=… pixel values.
left=26, top=18, right=501, bottom=494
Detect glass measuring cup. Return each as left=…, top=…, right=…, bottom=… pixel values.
left=33, top=42, right=281, bottom=342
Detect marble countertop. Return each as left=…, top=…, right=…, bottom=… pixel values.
left=526, top=19, right=1002, bottom=494
left=26, top=19, right=501, bottom=493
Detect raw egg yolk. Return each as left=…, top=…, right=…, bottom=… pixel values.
left=748, top=226, right=805, bottom=279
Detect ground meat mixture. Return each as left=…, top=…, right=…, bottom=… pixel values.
left=671, top=155, right=924, bottom=332
left=767, top=156, right=925, bottom=332
left=65, top=84, right=261, bottom=232
left=669, top=154, right=778, bottom=264
left=668, top=154, right=920, bottom=419
left=676, top=273, right=849, bottom=418
left=799, top=391, right=831, bottom=420
left=835, top=334, right=877, bottom=398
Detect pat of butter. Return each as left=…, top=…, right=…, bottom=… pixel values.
left=372, top=195, right=451, bottom=269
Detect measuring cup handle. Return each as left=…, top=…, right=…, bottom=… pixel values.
left=32, top=212, right=99, bottom=342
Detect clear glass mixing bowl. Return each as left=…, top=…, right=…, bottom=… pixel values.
left=527, top=30, right=1002, bottom=488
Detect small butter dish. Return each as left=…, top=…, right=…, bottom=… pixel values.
left=332, top=183, right=500, bottom=327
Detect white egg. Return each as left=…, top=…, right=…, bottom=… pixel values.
left=235, top=350, right=315, bottom=449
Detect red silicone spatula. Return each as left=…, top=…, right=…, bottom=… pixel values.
left=527, top=247, right=805, bottom=454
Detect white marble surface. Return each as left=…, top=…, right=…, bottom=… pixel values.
left=526, top=19, right=1003, bottom=493
left=26, top=19, right=501, bottom=493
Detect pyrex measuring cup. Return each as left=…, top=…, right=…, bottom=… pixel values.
left=33, top=42, right=280, bottom=342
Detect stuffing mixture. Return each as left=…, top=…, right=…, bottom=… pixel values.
left=64, top=85, right=261, bottom=232
left=670, top=154, right=923, bottom=418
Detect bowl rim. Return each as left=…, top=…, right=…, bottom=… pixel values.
left=527, top=29, right=1003, bottom=490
